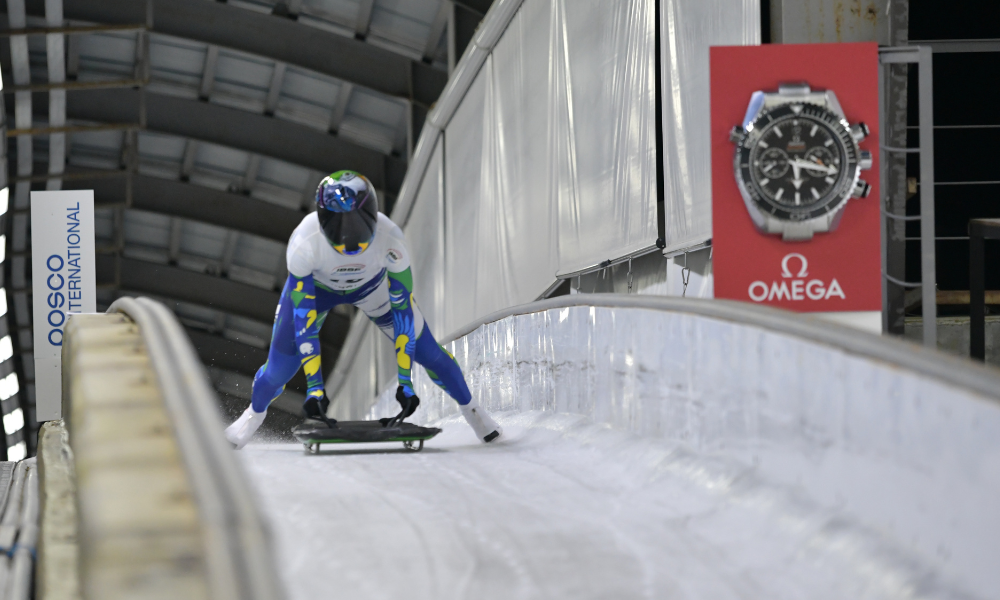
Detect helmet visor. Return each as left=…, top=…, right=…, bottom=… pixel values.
left=318, top=180, right=368, bottom=212
left=318, top=205, right=377, bottom=255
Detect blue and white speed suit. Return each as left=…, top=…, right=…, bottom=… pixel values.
left=250, top=211, right=472, bottom=412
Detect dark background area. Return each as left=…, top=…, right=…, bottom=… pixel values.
left=906, top=1, right=1000, bottom=293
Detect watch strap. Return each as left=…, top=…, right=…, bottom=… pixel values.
left=777, top=82, right=811, bottom=96
left=780, top=223, right=814, bottom=242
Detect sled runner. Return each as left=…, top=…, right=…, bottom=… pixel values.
left=292, top=419, right=442, bottom=453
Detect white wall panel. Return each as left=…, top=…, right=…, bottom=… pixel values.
left=330, top=0, right=755, bottom=412
left=553, top=0, right=658, bottom=274
left=437, top=0, right=658, bottom=332
left=660, top=0, right=760, bottom=253
left=403, top=133, right=446, bottom=334
left=442, top=65, right=489, bottom=335
left=473, top=4, right=559, bottom=317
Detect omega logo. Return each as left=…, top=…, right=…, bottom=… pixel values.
left=748, top=253, right=845, bottom=303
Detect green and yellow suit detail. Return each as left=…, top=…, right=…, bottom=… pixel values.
left=291, top=277, right=325, bottom=399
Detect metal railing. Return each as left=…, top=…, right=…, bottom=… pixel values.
left=879, top=46, right=937, bottom=347
left=107, top=297, right=285, bottom=600
left=0, top=459, right=38, bottom=600
left=442, top=293, right=1000, bottom=401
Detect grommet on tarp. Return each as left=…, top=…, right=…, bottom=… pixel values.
left=681, top=252, right=691, bottom=298
left=627, top=257, right=634, bottom=294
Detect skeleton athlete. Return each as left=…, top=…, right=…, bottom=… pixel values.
left=225, top=171, right=502, bottom=448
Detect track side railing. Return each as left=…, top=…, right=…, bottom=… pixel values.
left=53, top=298, right=284, bottom=600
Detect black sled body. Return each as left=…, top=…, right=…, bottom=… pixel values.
left=292, top=420, right=442, bottom=453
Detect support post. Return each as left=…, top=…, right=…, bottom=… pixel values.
left=969, top=219, right=1000, bottom=361
left=917, top=47, right=936, bottom=348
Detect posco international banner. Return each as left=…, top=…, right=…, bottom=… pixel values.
left=31, top=190, right=96, bottom=421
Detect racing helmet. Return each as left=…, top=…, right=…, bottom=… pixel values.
left=315, top=171, right=379, bottom=255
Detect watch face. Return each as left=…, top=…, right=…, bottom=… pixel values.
left=735, top=104, right=859, bottom=222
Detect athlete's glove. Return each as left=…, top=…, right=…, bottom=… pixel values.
left=303, top=389, right=336, bottom=428
left=380, top=386, right=420, bottom=427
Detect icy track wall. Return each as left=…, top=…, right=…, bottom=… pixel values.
left=327, top=0, right=759, bottom=407
left=365, top=295, right=1000, bottom=599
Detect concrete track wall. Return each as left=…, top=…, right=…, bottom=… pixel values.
left=63, top=313, right=210, bottom=599
left=363, top=296, right=1000, bottom=599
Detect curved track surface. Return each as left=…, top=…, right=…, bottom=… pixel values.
left=242, top=411, right=966, bottom=600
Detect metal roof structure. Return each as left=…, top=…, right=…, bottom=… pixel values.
left=0, top=0, right=495, bottom=456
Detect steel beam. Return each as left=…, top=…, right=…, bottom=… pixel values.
left=185, top=327, right=269, bottom=380
left=4, top=122, right=138, bottom=136
left=167, top=218, right=182, bottom=263
left=241, top=154, right=261, bottom=193
left=454, top=0, right=492, bottom=14
left=328, top=83, right=352, bottom=135
left=271, top=0, right=302, bottom=19
left=65, top=26, right=79, bottom=78
left=199, top=45, right=219, bottom=101
left=98, top=254, right=282, bottom=322
left=44, top=0, right=66, bottom=191
left=354, top=0, right=375, bottom=39
left=32, top=88, right=408, bottom=192
left=0, top=21, right=144, bottom=35
left=423, top=1, right=451, bottom=62
left=15, top=0, right=448, bottom=107
left=180, top=140, right=198, bottom=181
left=184, top=328, right=339, bottom=394
left=220, top=231, right=240, bottom=276
left=97, top=255, right=349, bottom=345
left=2, top=78, right=146, bottom=92
left=263, top=62, right=286, bottom=117
left=70, top=173, right=304, bottom=243
left=910, top=39, right=1000, bottom=53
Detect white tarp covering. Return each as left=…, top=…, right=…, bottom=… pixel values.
left=431, top=0, right=658, bottom=334
left=660, top=0, right=760, bottom=253
left=330, top=0, right=758, bottom=408
left=406, top=134, right=447, bottom=334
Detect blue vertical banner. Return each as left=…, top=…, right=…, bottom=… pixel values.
left=30, top=190, right=96, bottom=421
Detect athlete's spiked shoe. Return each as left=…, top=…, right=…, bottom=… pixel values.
left=225, top=406, right=267, bottom=450
left=460, top=399, right=502, bottom=443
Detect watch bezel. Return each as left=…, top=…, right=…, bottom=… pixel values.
left=733, top=103, right=861, bottom=225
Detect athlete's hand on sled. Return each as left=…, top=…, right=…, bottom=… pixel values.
left=380, top=386, right=420, bottom=427
left=303, top=388, right=337, bottom=428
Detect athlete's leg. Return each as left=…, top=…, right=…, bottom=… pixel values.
left=412, top=325, right=472, bottom=405
left=352, top=279, right=499, bottom=441
left=227, top=277, right=344, bottom=448
left=354, top=277, right=470, bottom=405
left=411, top=326, right=500, bottom=441
left=252, top=278, right=344, bottom=412
left=249, top=279, right=302, bottom=412
left=227, top=277, right=301, bottom=448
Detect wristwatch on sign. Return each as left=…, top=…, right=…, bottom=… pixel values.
left=729, top=82, right=873, bottom=242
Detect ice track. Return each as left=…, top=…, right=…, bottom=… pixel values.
left=242, top=411, right=966, bottom=600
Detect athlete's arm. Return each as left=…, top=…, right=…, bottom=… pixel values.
left=384, top=222, right=423, bottom=397
left=289, top=273, right=324, bottom=400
